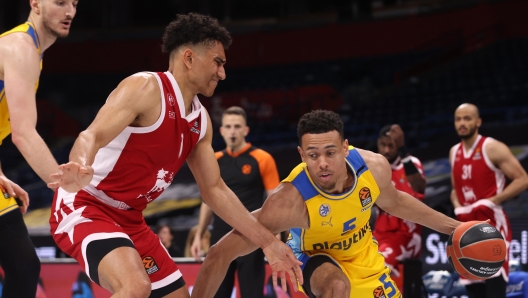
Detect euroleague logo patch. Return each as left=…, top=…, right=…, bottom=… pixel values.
left=373, top=286, right=387, bottom=298
left=142, top=256, right=159, bottom=275
left=359, top=187, right=372, bottom=207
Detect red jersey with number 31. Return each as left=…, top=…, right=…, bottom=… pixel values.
left=451, top=135, right=506, bottom=206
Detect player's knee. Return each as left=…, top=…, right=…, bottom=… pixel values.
left=207, top=243, right=235, bottom=263
left=118, top=277, right=151, bottom=298
left=326, top=277, right=350, bottom=297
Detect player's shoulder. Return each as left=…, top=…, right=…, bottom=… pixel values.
left=124, top=72, right=158, bottom=86
left=483, top=137, right=510, bottom=157
left=118, top=72, right=159, bottom=96
left=356, top=148, right=391, bottom=184
left=0, top=32, right=39, bottom=59
left=356, top=148, right=386, bottom=167
left=250, top=147, right=274, bottom=160
left=268, top=182, right=303, bottom=205
left=409, top=155, right=424, bottom=166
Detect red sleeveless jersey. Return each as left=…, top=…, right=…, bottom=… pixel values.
left=451, top=135, right=506, bottom=206
left=374, top=156, right=425, bottom=235
left=81, top=71, right=207, bottom=211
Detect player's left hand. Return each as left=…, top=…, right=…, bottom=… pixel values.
left=262, top=239, right=304, bottom=292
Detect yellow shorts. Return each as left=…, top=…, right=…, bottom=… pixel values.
left=300, top=242, right=402, bottom=298
left=0, top=185, right=18, bottom=216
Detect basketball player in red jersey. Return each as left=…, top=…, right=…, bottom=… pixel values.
left=0, top=1, right=77, bottom=297
left=450, top=103, right=528, bottom=298
left=374, top=124, right=426, bottom=278
left=46, top=13, right=302, bottom=298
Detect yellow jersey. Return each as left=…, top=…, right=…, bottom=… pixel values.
left=284, top=145, right=401, bottom=297
left=0, top=22, right=42, bottom=145
left=0, top=22, right=41, bottom=216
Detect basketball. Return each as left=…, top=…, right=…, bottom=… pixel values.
left=446, top=221, right=506, bottom=280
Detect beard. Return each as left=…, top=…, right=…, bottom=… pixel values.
left=319, top=181, right=337, bottom=192
left=42, top=17, right=70, bottom=38
left=383, top=153, right=398, bottom=164
left=458, top=126, right=478, bottom=140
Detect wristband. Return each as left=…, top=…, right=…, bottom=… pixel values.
left=403, top=159, right=419, bottom=175
left=397, top=146, right=409, bottom=158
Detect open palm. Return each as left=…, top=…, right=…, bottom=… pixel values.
left=263, top=240, right=304, bottom=292
left=48, top=162, right=94, bottom=193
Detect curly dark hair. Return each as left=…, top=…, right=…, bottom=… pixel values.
left=297, top=110, right=344, bottom=145
left=162, top=13, right=232, bottom=54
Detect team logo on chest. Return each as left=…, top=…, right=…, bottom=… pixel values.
left=359, top=187, right=372, bottom=207
left=319, top=203, right=331, bottom=217
left=190, top=120, right=200, bottom=134
left=167, top=93, right=175, bottom=106
left=136, top=168, right=174, bottom=202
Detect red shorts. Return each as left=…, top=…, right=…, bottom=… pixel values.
left=375, top=231, right=421, bottom=277
left=49, top=189, right=184, bottom=293
left=455, top=199, right=512, bottom=283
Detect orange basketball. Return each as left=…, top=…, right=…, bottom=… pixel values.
left=446, top=221, right=506, bottom=280
left=359, top=187, right=370, bottom=200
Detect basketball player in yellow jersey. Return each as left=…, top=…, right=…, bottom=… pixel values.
left=0, top=1, right=77, bottom=297
left=191, top=110, right=465, bottom=298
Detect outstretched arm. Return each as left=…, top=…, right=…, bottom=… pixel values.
left=48, top=73, right=160, bottom=192
left=191, top=183, right=308, bottom=298
left=365, top=150, right=461, bottom=235
left=3, top=34, right=58, bottom=185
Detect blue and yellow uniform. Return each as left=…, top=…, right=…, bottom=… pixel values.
left=285, top=146, right=401, bottom=298
left=0, top=22, right=41, bottom=216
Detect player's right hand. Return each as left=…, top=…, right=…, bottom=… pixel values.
left=190, top=232, right=203, bottom=262
left=0, top=175, right=29, bottom=214
left=47, top=162, right=94, bottom=193
left=262, top=239, right=304, bottom=292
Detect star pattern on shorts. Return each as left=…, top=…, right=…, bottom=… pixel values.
left=395, top=245, right=414, bottom=262
left=54, top=204, right=92, bottom=244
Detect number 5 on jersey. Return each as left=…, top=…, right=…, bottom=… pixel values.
left=342, top=217, right=356, bottom=236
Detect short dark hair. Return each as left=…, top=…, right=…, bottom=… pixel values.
left=162, top=13, right=232, bottom=55
left=378, top=125, right=392, bottom=139
left=297, top=110, right=344, bottom=145
left=223, top=106, right=247, bottom=122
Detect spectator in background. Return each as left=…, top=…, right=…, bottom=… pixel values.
left=450, top=103, right=528, bottom=298
left=156, top=225, right=183, bottom=258
left=191, top=106, right=280, bottom=298
left=185, top=225, right=210, bottom=259
left=0, top=1, right=78, bottom=297
left=374, top=124, right=426, bottom=278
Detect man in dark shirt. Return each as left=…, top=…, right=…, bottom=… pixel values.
left=191, top=106, right=280, bottom=298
